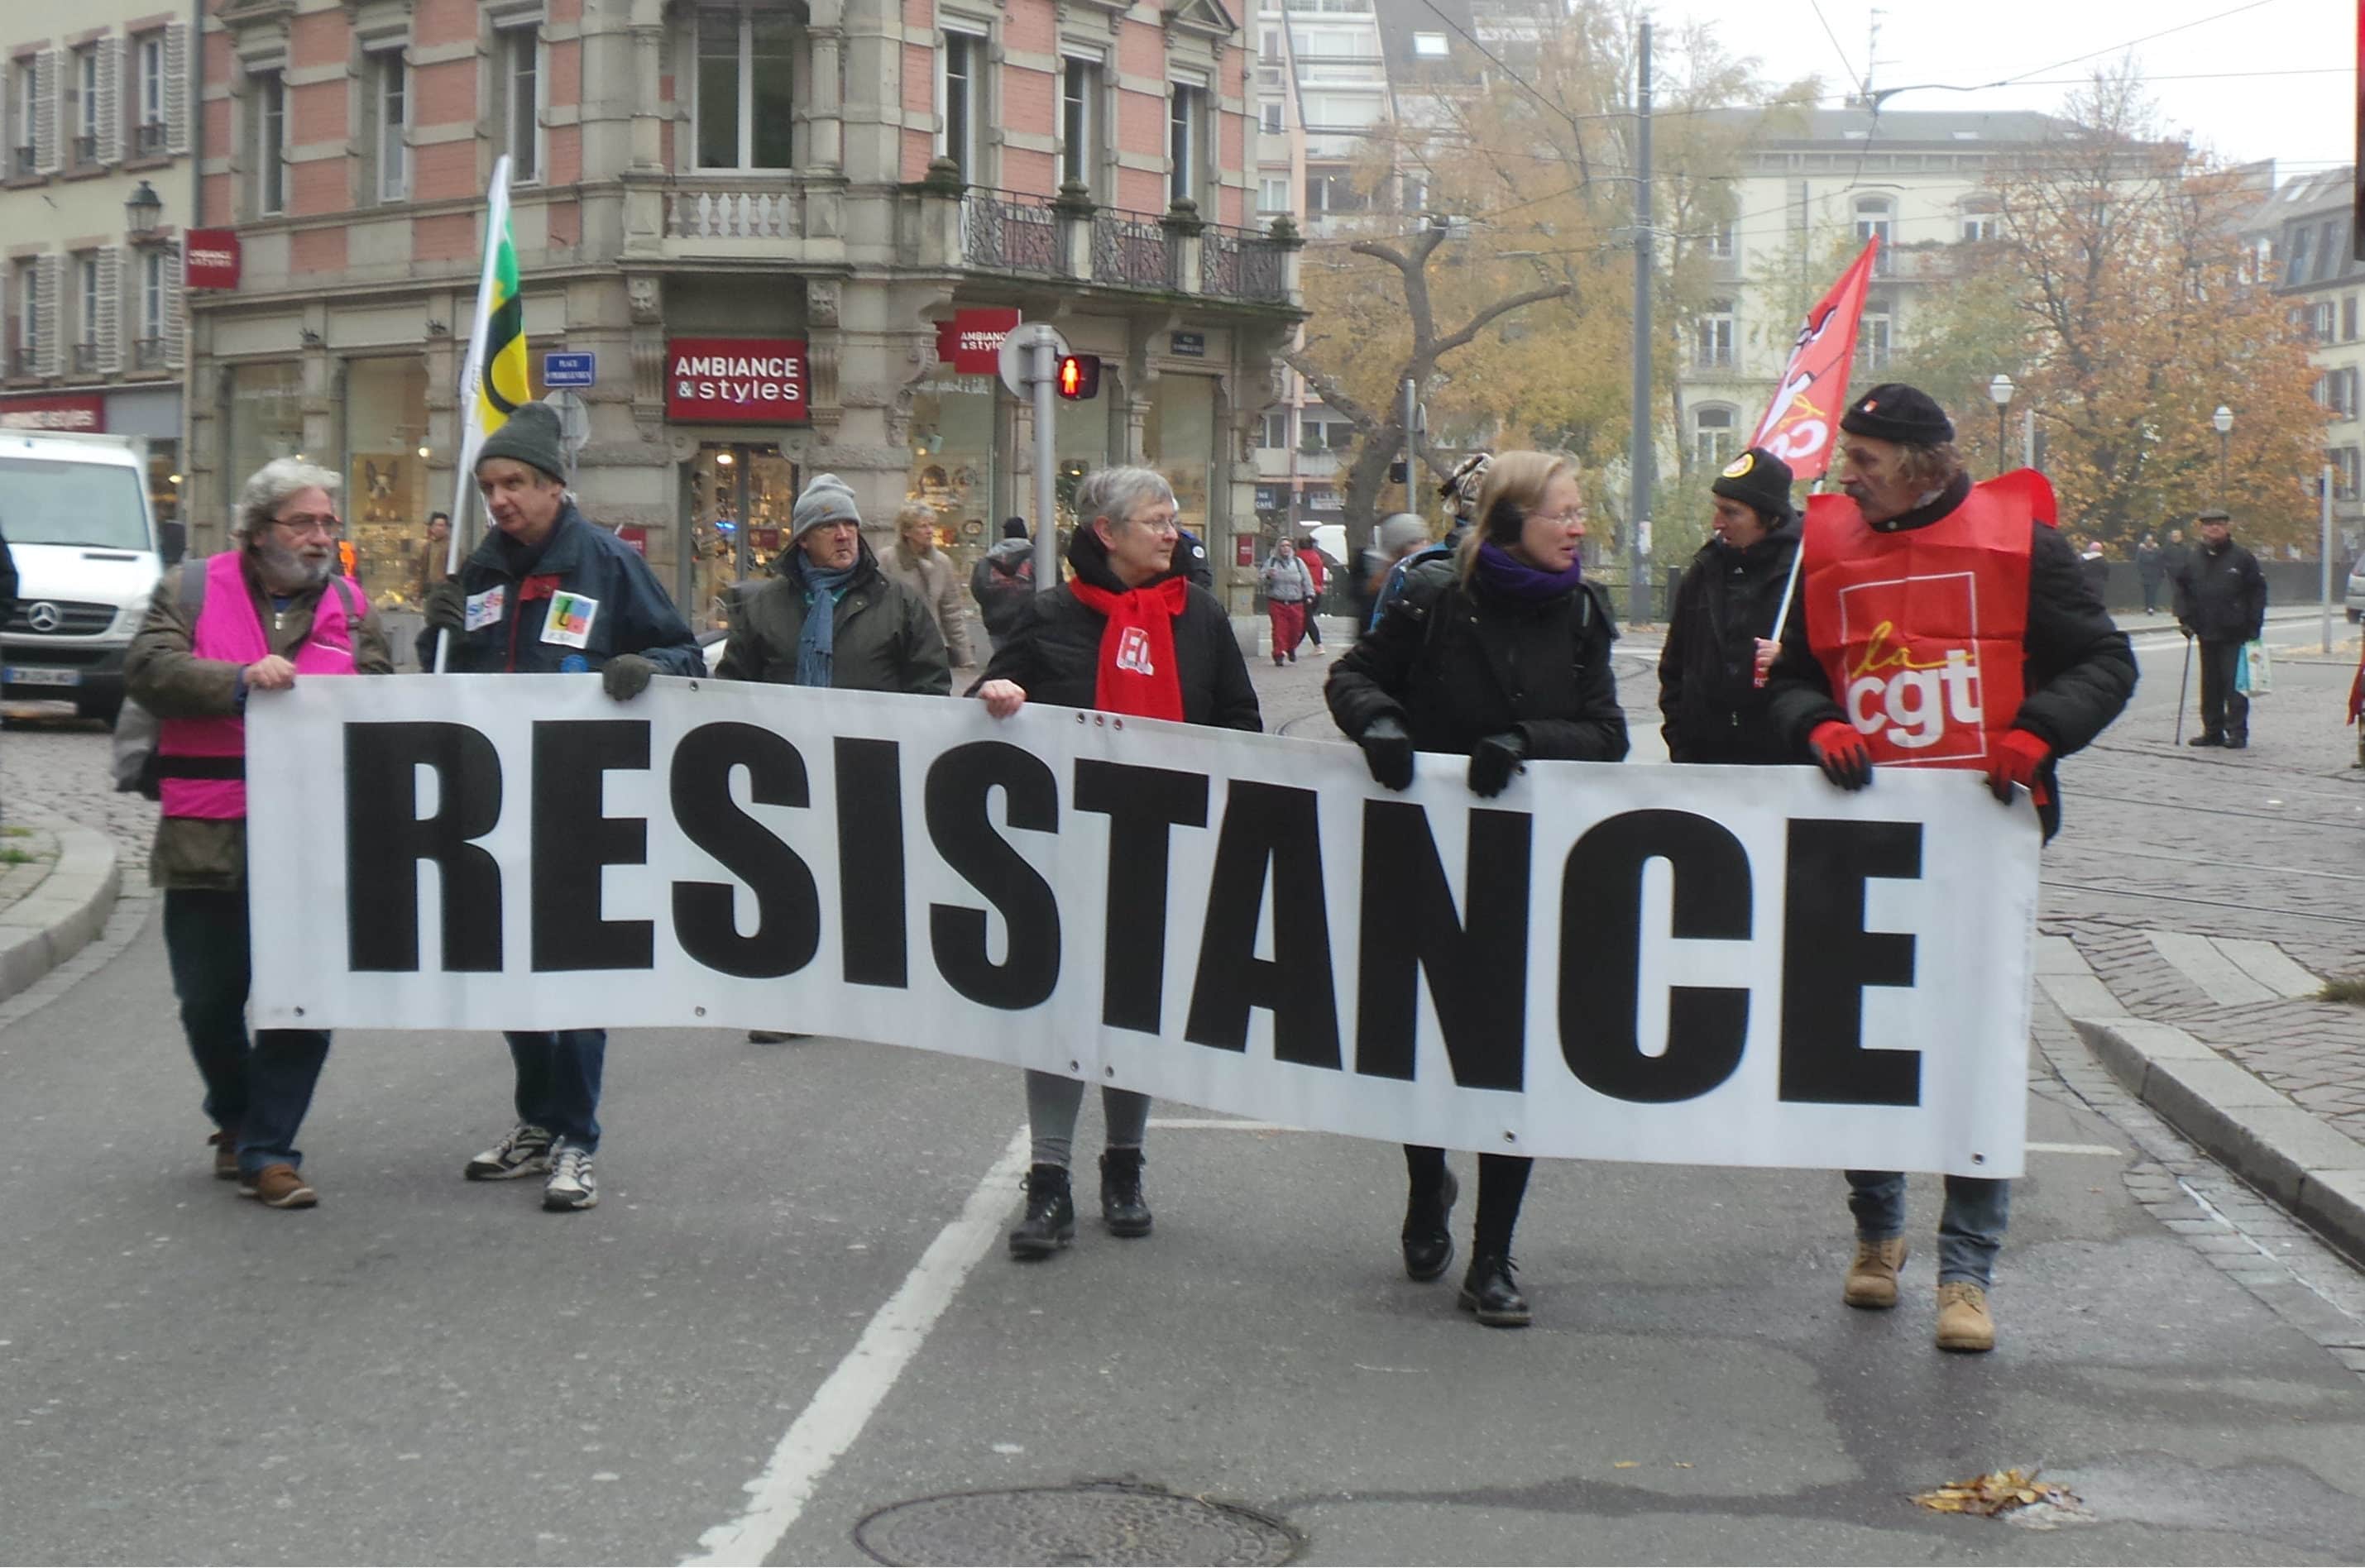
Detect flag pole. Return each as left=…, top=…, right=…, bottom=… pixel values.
left=433, top=156, right=515, bottom=673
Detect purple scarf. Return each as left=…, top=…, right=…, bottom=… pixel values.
left=1474, top=541, right=1586, bottom=600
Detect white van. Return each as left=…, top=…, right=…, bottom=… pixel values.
left=0, top=429, right=174, bottom=727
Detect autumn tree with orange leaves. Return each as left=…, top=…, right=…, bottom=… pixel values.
left=1895, top=69, right=2324, bottom=551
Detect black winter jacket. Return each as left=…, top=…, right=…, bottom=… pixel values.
left=1325, top=557, right=1629, bottom=763
left=2174, top=538, right=2267, bottom=643
left=716, top=543, right=950, bottom=695
left=421, top=503, right=703, bottom=676
left=1766, top=473, right=2138, bottom=839
left=969, top=526, right=1261, bottom=731
left=1658, top=519, right=1798, bottom=763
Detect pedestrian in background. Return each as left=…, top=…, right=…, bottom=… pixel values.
left=1173, top=524, right=1215, bottom=588
left=2160, top=526, right=2192, bottom=594
left=1658, top=447, right=1798, bottom=763
left=2136, top=533, right=2165, bottom=614
left=1260, top=536, right=1314, bottom=665
left=719, top=475, right=949, bottom=1045
left=1325, top=450, right=1628, bottom=1328
left=127, top=458, right=392, bottom=1209
left=879, top=500, right=976, bottom=670
left=2173, top=506, right=2267, bottom=749
left=1768, top=383, right=2135, bottom=1352
left=1372, top=452, right=1491, bottom=629
left=1295, top=536, right=1330, bottom=655
left=970, top=517, right=1037, bottom=652
left=972, top=465, right=1260, bottom=1260
left=2078, top=536, right=2110, bottom=604
left=416, top=510, right=451, bottom=602
left=419, top=401, right=703, bottom=1212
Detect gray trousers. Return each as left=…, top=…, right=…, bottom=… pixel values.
left=1023, top=1069, right=1150, bottom=1169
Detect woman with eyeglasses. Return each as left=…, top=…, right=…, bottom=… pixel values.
left=972, top=465, right=1261, bottom=1260
left=1324, top=450, right=1628, bottom=1327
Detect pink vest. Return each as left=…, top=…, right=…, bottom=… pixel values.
left=157, top=551, right=366, bottom=820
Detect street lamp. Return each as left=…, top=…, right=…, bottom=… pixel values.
left=1988, top=374, right=2015, bottom=477
left=124, top=179, right=162, bottom=238
left=2212, top=404, right=2233, bottom=504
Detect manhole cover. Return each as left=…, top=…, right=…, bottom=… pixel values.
left=855, top=1481, right=1300, bottom=1566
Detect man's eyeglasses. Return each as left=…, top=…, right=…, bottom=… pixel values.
left=274, top=514, right=342, bottom=538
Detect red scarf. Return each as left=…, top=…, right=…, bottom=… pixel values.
left=1066, top=576, right=1190, bottom=720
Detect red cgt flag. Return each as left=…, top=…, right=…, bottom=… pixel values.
left=1750, top=238, right=1881, bottom=481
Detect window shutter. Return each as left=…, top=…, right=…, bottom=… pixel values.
left=161, top=244, right=182, bottom=367
left=164, top=24, right=188, bottom=156
left=33, top=50, right=57, bottom=174
left=98, top=39, right=120, bottom=165
left=96, top=246, right=120, bottom=374
left=34, top=255, right=59, bottom=375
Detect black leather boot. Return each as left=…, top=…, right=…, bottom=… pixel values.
left=1008, top=1164, right=1075, bottom=1258
left=1458, top=1253, right=1531, bottom=1327
left=1099, top=1148, right=1153, bottom=1237
left=1400, top=1169, right=1458, bottom=1282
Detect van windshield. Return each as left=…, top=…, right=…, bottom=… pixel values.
left=0, top=457, right=151, bottom=552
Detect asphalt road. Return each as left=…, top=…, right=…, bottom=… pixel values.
left=0, top=619, right=2362, bottom=1566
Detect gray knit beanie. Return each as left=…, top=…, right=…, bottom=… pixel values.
left=790, top=472, right=860, bottom=541
left=474, top=401, right=568, bottom=483
left=1376, top=514, right=1429, bottom=555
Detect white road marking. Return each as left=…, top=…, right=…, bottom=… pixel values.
left=2146, top=930, right=2281, bottom=1007
left=682, top=1128, right=1030, bottom=1568
left=2212, top=938, right=2321, bottom=1001
left=1144, top=1118, right=1302, bottom=1131
left=2026, top=1141, right=2125, bottom=1157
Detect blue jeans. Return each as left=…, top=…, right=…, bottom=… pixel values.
left=1846, top=1171, right=2010, bottom=1287
left=504, top=1030, right=604, bottom=1150
left=163, top=887, right=333, bottom=1174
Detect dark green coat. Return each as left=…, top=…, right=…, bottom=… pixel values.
left=715, top=546, right=950, bottom=695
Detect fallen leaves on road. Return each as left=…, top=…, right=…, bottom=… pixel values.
left=1912, top=1468, right=2080, bottom=1518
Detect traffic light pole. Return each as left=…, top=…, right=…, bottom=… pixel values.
left=1032, top=334, right=1058, bottom=590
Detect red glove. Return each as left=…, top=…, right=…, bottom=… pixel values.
left=1986, top=728, right=2052, bottom=806
left=1807, top=720, right=1874, bottom=791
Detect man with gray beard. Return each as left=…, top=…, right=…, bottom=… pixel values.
left=127, top=458, right=392, bottom=1209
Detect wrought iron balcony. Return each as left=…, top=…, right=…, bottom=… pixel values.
left=11, top=146, right=32, bottom=178
left=69, top=342, right=97, bottom=374
left=133, top=336, right=165, bottom=369
left=1090, top=210, right=1174, bottom=289
left=8, top=342, right=39, bottom=377
left=72, top=134, right=98, bottom=168
left=134, top=121, right=165, bottom=157
left=1202, top=224, right=1288, bottom=303
left=964, top=189, right=1064, bottom=276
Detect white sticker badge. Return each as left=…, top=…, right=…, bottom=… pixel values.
left=541, top=590, right=601, bottom=648
left=463, top=586, right=505, bottom=631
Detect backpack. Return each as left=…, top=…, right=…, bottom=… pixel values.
left=113, top=562, right=357, bottom=799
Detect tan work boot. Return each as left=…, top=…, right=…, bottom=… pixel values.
left=1935, top=1281, right=1995, bottom=1353
left=239, top=1164, right=318, bottom=1209
left=1843, top=1237, right=1908, bottom=1308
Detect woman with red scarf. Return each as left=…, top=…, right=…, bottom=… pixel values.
left=1324, top=450, right=1629, bottom=1327
left=973, top=466, right=1261, bottom=1260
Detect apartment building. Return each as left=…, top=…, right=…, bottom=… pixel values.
left=189, top=0, right=1300, bottom=619
left=2248, top=165, right=2364, bottom=552
left=0, top=2, right=199, bottom=526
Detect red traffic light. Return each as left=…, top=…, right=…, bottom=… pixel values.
left=1056, top=353, right=1102, bottom=400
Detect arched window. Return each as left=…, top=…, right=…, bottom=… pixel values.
left=1692, top=404, right=1738, bottom=468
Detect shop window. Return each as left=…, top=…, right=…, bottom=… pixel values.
left=494, top=25, right=542, bottom=184
left=685, top=442, right=797, bottom=629
left=696, top=4, right=794, bottom=171
left=1147, top=375, right=1216, bottom=542
left=343, top=357, right=430, bottom=604
left=227, top=361, right=306, bottom=511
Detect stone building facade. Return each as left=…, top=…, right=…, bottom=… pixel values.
left=188, top=0, right=1300, bottom=621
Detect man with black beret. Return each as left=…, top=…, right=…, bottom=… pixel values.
left=1766, top=382, right=2137, bottom=1353
left=419, top=399, right=704, bottom=1213
left=1659, top=445, right=1798, bottom=762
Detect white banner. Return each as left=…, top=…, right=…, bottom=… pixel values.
left=247, top=676, right=2042, bottom=1177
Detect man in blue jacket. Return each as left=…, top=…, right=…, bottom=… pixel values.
left=419, top=400, right=702, bottom=1212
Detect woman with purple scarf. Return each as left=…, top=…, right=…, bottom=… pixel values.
left=1324, top=450, right=1627, bottom=1328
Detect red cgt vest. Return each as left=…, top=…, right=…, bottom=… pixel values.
left=156, top=551, right=366, bottom=820
left=1800, top=469, right=2051, bottom=770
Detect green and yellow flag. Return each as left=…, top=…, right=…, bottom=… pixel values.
left=476, top=211, right=529, bottom=438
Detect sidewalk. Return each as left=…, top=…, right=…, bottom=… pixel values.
left=0, top=809, right=121, bottom=1002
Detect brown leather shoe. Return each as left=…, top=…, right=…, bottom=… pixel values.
left=239, top=1164, right=318, bottom=1209
left=1843, top=1237, right=1908, bottom=1309
left=1936, top=1281, right=1996, bottom=1353
left=208, top=1130, right=238, bottom=1182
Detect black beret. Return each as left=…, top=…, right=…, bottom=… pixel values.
left=1840, top=383, right=1955, bottom=446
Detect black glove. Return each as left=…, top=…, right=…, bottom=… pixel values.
left=422, top=580, right=466, bottom=634
left=601, top=653, right=656, bottom=700
left=1467, top=729, right=1526, bottom=798
left=1357, top=715, right=1415, bottom=791
left=2178, top=623, right=2195, bottom=640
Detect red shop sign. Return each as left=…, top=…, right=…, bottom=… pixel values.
left=184, top=229, right=242, bottom=290
left=666, top=337, right=808, bottom=424
left=936, top=308, right=1020, bottom=375
left=0, top=394, right=105, bottom=433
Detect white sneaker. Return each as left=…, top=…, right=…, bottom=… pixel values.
left=543, top=1139, right=598, bottom=1211
left=464, top=1122, right=552, bottom=1181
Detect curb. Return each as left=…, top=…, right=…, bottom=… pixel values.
left=2071, top=1015, right=2365, bottom=1268
left=0, top=825, right=121, bottom=1002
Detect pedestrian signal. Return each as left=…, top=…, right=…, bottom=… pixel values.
left=1056, top=354, right=1102, bottom=400
left=1388, top=460, right=1409, bottom=484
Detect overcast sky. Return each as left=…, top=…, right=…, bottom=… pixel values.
left=1668, top=0, right=2353, bottom=176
